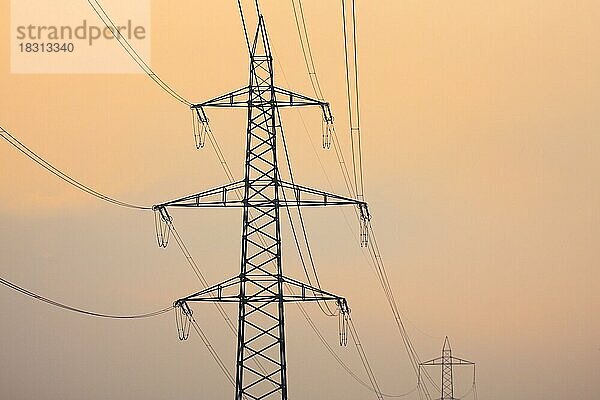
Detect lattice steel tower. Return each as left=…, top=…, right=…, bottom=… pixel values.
left=153, top=3, right=369, bottom=400
left=419, top=337, right=476, bottom=400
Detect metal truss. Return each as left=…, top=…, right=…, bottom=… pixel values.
left=192, top=86, right=333, bottom=122
left=175, top=275, right=350, bottom=307
left=153, top=179, right=368, bottom=209
left=154, top=12, right=367, bottom=400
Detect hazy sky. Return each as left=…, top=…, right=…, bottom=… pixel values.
left=1, top=1, right=599, bottom=400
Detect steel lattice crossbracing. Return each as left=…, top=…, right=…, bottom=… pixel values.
left=441, top=338, right=454, bottom=399
left=236, top=19, right=287, bottom=400
left=153, top=13, right=367, bottom=400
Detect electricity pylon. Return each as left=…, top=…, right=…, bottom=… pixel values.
left=419, top=337, right=476, bottom=400
left=153, top=5, right=369, bottom=400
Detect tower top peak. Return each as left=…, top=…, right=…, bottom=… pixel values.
left=251, top=16, right=271, bottom=58
left=443, top=336, right=451, bottom=352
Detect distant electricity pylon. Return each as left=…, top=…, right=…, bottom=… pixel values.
left=419, top=337, right=477, bottom=400
left=152, top=3, right=370, bottom=400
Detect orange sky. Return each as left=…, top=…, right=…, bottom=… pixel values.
left=1, top=1, right=599, bottom=399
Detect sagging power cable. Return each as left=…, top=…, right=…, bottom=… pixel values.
left=274, top=11, right=420, bottom=398
left=86, top=0, right=192, bottom=106
left=1, top=124, right=237, bottom=382
left=0, top=276, right=171, bottom=319
left=289, top=2, right=439, bottom=397
left=167, top=222, right=238, bottom=334
left=274, top=50, right=414, bottom=398
left=0, top=125, right=151, bottom=210
left=348, top=315, right=384, bottom=400
left=276, top=109, right=337, bottom=317
left=295, top=301, right=417, bottom=398
left=86, top=0, right=239, bottom=187
left=237, top=0, right=251, bottom=53
left=188, top=315, right=236, bottom=385
left=341, top=0, right=365, bottom=201
left=291, top=0, right=325, bottom=100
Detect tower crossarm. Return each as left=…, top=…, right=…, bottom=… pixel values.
left=174, top=275, right=349, bottom=309
left=420, top=356, right=474, bottom=366
left=191, top=86, right=333, bottom=123
left=153, top=180, right=369, bottom=214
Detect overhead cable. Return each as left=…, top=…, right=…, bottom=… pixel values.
left=189, top=315, right=236, bottom=385
left=289, top=2, right=439, bottom=396
left=86, top=0, right=192, bottom=106
left=237, top=0, right=251, bottom=52
left=347, top=315, right=384, bottom=400
left=276, top=109, right=337, bottom=317
left=340, top=0, right=359, bottom=200
left=0, top=276, right=171, bottom=319
left=0, top=125, right=151, bottom=210
left=86, top=1, right=238, bottom=186
left=291, top=0, right=325, bottom=100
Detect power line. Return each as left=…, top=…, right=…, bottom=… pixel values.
left=86, top=0, right=192, bottom=106
left=277, top=108, right=337, bottom=317
left=282, top=6, right=428, bottom=397
left=349, top=314, right=421, bottom=399
left=295, top=300, right=417, bottom=398
left=87, top=0, right=238, bottom=187
left=273, top=28, right=417, bottom=400
left=349, top=0, right=365, bottom=199
left=289, top=2, right=439, bottom=397
left=167, top=222, right=238, bottom=334
left=2, top=113, right=368, bottom=397
left=1, top=123, right=240, bottom=381
left=0, top=275, right=171, bottom=319
left=340, top=0, right=361, bottom=200
left=290, top=0, right=325, bottom=100
left=237, top=0, right=251, bottom=53
left=0, top=125, right=151, bottom=210
left=272, top=44, right=418, bottom=398
left=365, top=221, right=439, bottom=396
left=348, top=315, right=384, bottom=400
left=188, top=315, right=236, bottom=385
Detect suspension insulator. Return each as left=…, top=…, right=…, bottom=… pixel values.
left=322, top=120, right=333, bottom=149
left=360, top=218, right=369, bottom=247
left=321, top=103, right=334, bottom=150
left=337, top=299, right=350, bottom=346
left=358, top=204, right=371, bottom=248
left=153, top=207, right=172, bottom=248
left=175, top=302, right=192, bottom=341
left=192, top=107, right=210, bottom=149
left=338, top=311, right=349, bottom=346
